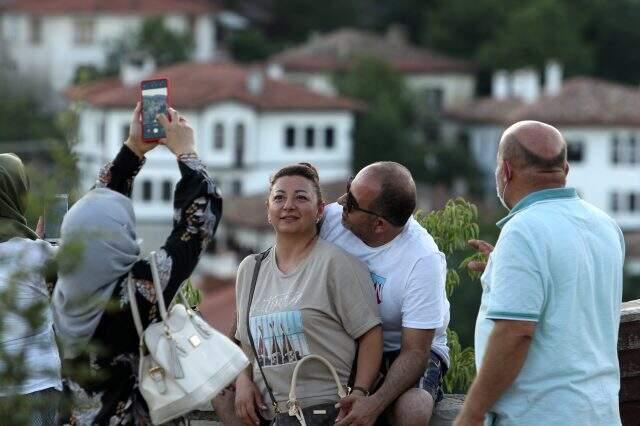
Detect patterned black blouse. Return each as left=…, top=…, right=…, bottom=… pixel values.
left=60, top=145, right=222, bottom=425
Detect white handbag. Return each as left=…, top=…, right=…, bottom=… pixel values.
left=284, top=354, right=347, bottom=425
left=128, top=251, right=249, bottom=425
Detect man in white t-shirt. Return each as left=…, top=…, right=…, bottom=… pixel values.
left=321, top=162, right=449, bottom=426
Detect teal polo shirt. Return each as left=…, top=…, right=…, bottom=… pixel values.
left=475, top=188, right=625, bottom=425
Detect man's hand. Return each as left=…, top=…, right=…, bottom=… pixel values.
left=234, top=373, right=266, bottom=426
left=124, top=102, right=158, bottom=158
left=335, top=394, right=384, bottom=426
left=453, top=410, right=485, bottom=426
left=157, top=108, right=196, bottom=157
left=467, top=239, right=494, bottom=273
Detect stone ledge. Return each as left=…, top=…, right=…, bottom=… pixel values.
left=185, top=394, right=465, bottom=425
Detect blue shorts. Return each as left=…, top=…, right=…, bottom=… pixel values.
left=379, top=350, right=447, bottom=403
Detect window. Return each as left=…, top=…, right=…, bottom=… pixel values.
left=29, top=16, right=42, bottom=45
left=214, top=122, right=224, bottom=150
left=232, top=180, right=242, bottom=196
left=566, top=141, right=584, bottom=163
left=74, top=19, right=95, bottom=45
left=611, top=134, right=640, bottom=165
left=305, top=126, right=315, bottom=148
left=325, top=127, right=335, bottom=148
left=98, top=120, right=106, bottom=146
left=122, top=124, right=130, bottom=143
left=611, top=135, right=620, bottom=164
left=631, top=193, right=638, bottom=212
left=162, top=181, right=172, bottom=202
left=285, top=126, right=295, bottom=149
left=630, top=135, right=638, bottom=164
left=234, top=123, right=245, bottom=168
left=424, top=88, right=444, bottom=112
left=611, top=192, right=619, bottom=212
left=142, top=181, right=153, bottom=202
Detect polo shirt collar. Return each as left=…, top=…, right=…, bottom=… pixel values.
left=496, top=187, right=579, bottom=229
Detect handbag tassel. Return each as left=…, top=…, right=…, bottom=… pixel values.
left=167, top=335, right=185, bottom=379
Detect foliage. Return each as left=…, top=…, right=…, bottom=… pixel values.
left=229, top=29, right=279, bottom=63
left=333, top=57, right=428, bottom=179
left=0, top=83, right=63, bottom=142
left=415, top=198, right=482, bottom=296
left=416, top=198, right=487, bottom=392
left=180, top=280, right=202, bottom=308
left=476, top=0, right=592, bottom=74
left=104, top=17, right=194, bottom=76
left=443, top=329, right=476, bottom=394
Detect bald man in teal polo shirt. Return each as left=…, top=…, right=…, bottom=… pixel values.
left=455, top=121, right=625, bottom=426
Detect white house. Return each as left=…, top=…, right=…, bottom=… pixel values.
left=267, top=27, right=475, bottom=112
left=67, top=61, right=361, bottom=250
left=0, top=0, right=221, bottom=91
left=444, top=63, right=640, bottom=254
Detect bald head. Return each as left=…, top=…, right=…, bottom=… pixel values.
left=499, top=121, right=567, bottom=171
left=358, top=162, right=416, bottom=227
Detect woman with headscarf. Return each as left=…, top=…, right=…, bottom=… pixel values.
left=53, top=105, right=222, bottom=424
left=0, top=153, right=62, bottom=424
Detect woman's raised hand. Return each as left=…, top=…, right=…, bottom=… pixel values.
left=156, top=108, right=196, bottom=157
left=125, top=102, right=158, bottom=158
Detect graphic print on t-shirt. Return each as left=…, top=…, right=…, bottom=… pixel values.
left=370, top=272, right=386, bottom=304
left=249, top=310, right=310, bottom=367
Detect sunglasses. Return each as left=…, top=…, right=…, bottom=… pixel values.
left=345, top=177, right=393, bottom=223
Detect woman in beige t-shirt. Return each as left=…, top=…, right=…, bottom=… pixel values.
left=223, top=163, right=383, bottom=425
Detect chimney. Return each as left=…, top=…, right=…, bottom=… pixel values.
left=386, top=24, right=407, bottom=45
left=511, top=68, right=539, bottom=104
left=544, top=60, right=562, bottom=96
left=246, top=69, right=264, bottom=94
left=266, top=62, right=283, bottom=80
left=492, top=70, right=510, bottom=100
left=120, top=52, right=155, bottom=87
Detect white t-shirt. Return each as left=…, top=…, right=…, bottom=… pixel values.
left=320, top=203, right=450, bottom=365
left=0, top=238, right=62, bottom=396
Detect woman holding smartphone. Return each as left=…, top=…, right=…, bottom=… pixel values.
left=52, top=104, right=222, bottom=424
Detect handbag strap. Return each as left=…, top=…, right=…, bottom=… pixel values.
left=128, top=250, right=192, bottom=340
left=245, top=248, right=279, bottom=411
left=288, top=354, right=347, bottom=409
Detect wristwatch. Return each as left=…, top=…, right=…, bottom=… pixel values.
left=348, top=386, right=370, bottom=396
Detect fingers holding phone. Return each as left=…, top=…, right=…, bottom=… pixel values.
left=157, top=108, right=196, bottom=157
left=125, top=102, right=158, bottom=158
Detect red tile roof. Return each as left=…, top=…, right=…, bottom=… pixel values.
left=0, top=0, right=218, bottom=14
left=66, top=62, right=364, bottom=111
left=271, top=28, right=473, bottom=75
left=445, top=77, right=640, bottom=127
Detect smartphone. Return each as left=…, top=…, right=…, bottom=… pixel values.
left=141, top=78, right=170, bottom=142
left=44, top=194, right=69, bottom=244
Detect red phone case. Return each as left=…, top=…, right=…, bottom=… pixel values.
left=140, top=77, right=171, bottom=143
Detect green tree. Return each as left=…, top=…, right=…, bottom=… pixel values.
left=588, top=0, right=640, bottom=84
left=334, top=57, right=427, bottom=179
left=415, top=198, right=487, bottom=393
left=103, top=17, right=194, bottom=76
left=229, top=28, right=277, bottom=63
left=476, top=0, right=592, bottom=74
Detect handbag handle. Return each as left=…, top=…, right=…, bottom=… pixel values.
left=287, top=354, right=347, bottom=415
left=128, top=250, right=192, bottom=340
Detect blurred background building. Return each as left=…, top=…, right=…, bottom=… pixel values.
left=1, top=0, right=639, bottom=354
